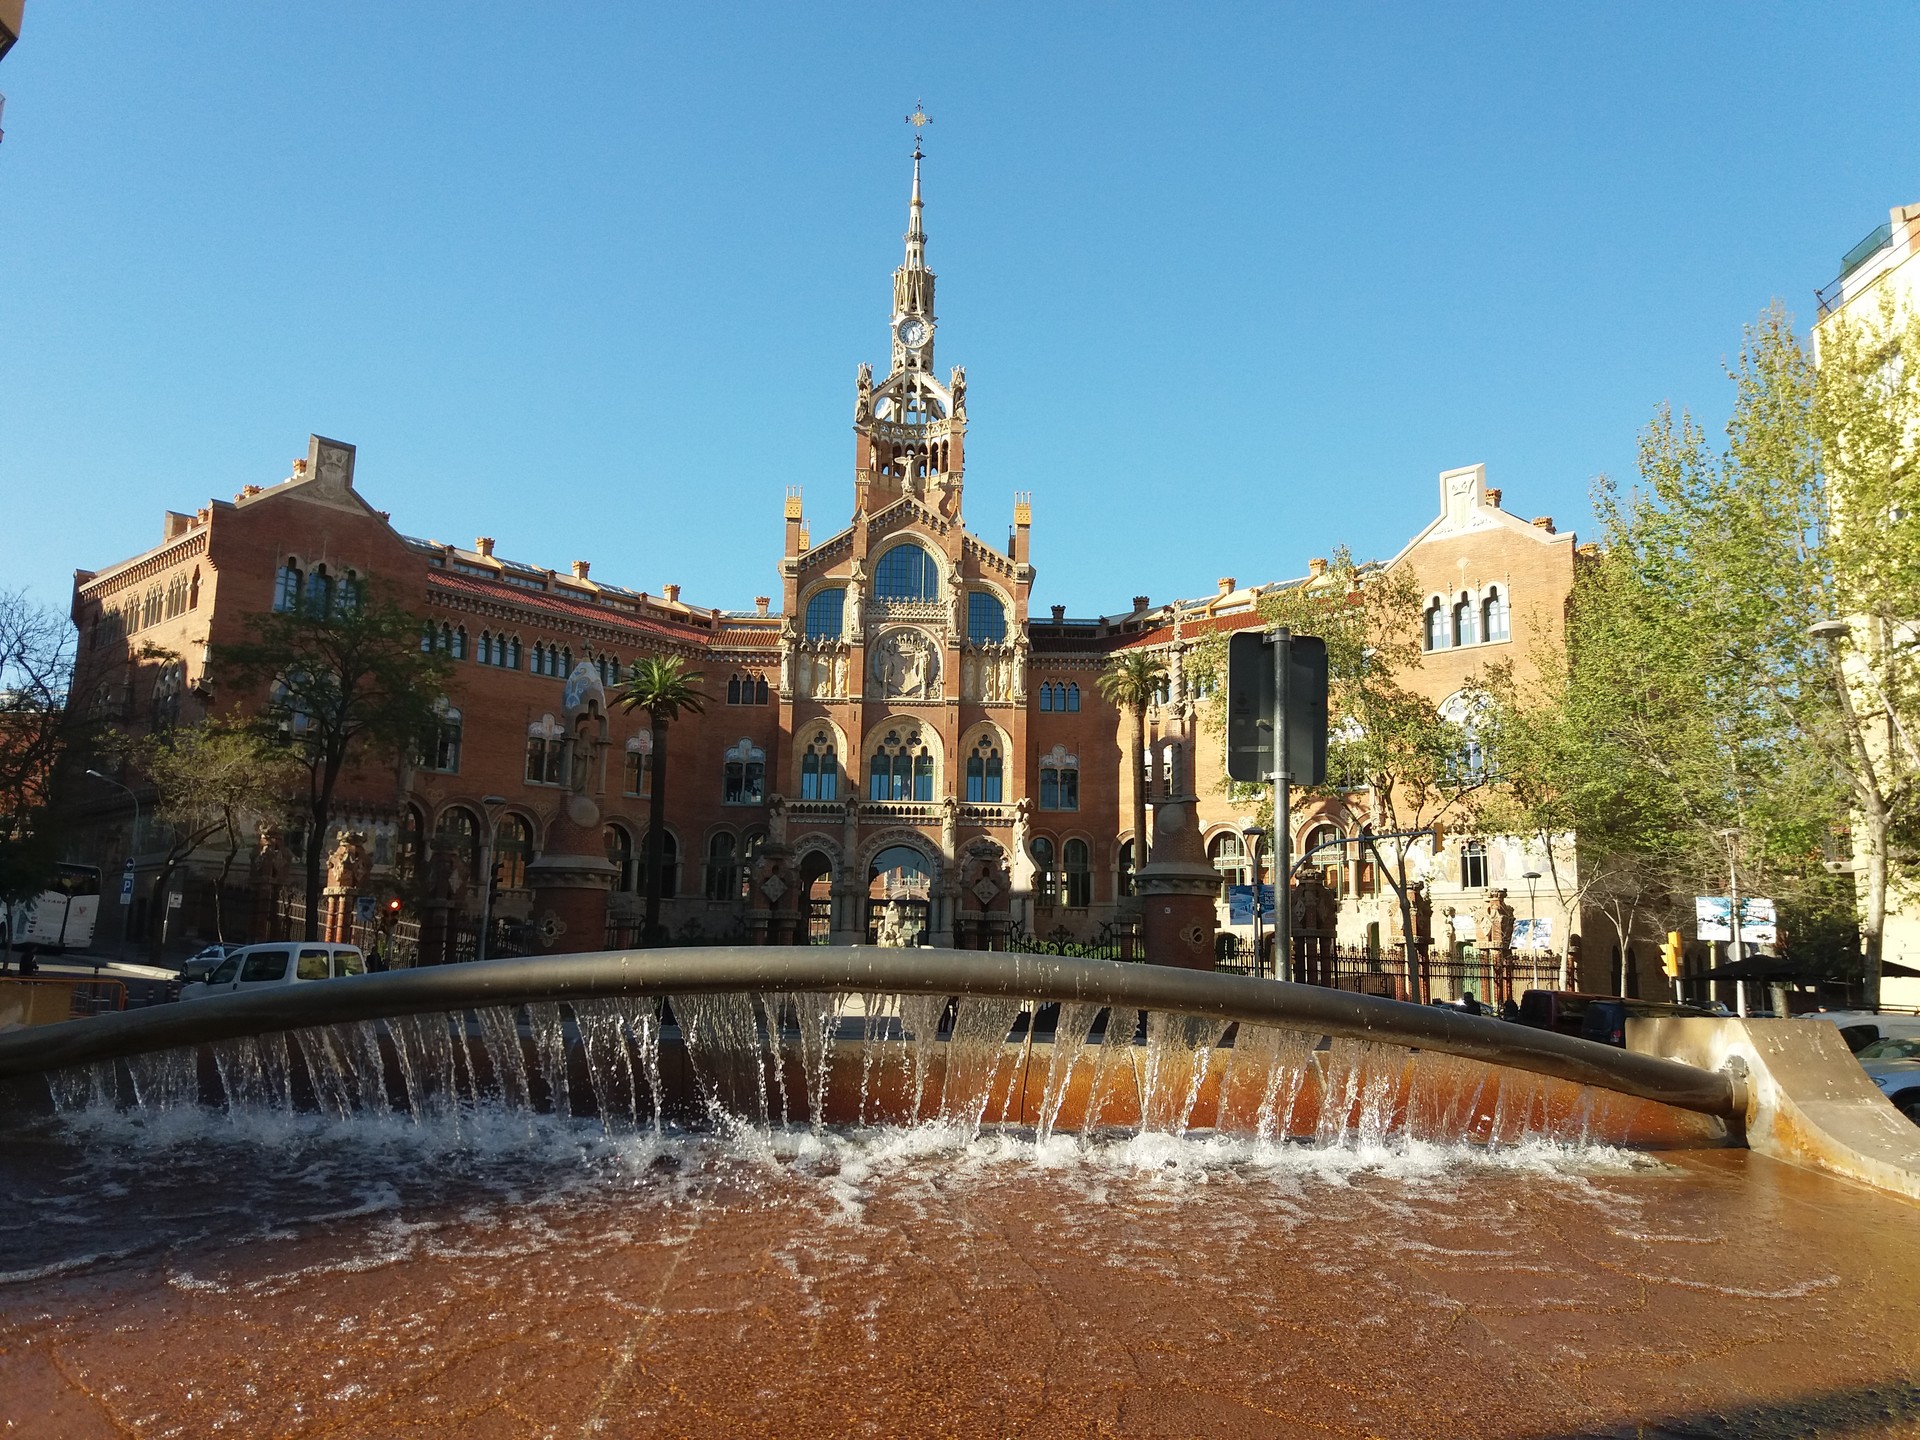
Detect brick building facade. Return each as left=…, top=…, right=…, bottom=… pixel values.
left=69, top=146, right=1616, bottom=987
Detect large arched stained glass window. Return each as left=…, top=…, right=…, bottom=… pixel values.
left=967, top=591, right=1007, bottom=642
left=874, top=543, right=939, bottom=602
left=805, top=588, right=845, bottom=640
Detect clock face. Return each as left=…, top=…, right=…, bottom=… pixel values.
left=897, top=317, right=929, bottom=348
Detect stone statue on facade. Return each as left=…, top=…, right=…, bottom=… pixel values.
left=766, top=792, right=788, bottom=846
left=948, top=365, right=966, bottom=416
left=1482, top=888, right=1516, bottom=952
left=1442, top=906, right=1459, bottom=958
left=856, top=363, right=873, bottom=422
left=1410, top=880, right=1433, bottom=954
left=940, top=795, right=958, bottom=856
left=832, top=649, right=848, bottom=698
left=846, top=560, right=866, bottom=634
left=252, top=824, right=292, bottom=891
left=325, top=830, right=370, bottom=892
left=873, top=629, right=939, bottom=700
left=947, top=569, right=966, bottom=630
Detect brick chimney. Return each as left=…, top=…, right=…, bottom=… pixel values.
left=571, top=560, right=591, bottom=579
left=1132, top=595, right=1150, bottom=612
left=1308, top=557, right=1329, bottom=578
left=475, top=536, right=495, bottom=557
left=1051, top=604, right=1066, bottom=623
left=1485, top=488, right=1502, bottom=508
left=1217, top=577, right=1235, bottom=595
left=663, top=584, right=682, bottom=604
left=754, top=596, right=771, bottom=616
left=1531, top=517, right=1556, bottom=534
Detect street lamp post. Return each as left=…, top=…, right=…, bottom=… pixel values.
left=476, top=795, right=509, bottom=964
left=1242, top=825, right=1267, bottom=978
left=86, top=769, right=141, bottom=954
left=1718, top=827, right=1746, bottom=1019
left=1522, top=870, right=1541, bottom=986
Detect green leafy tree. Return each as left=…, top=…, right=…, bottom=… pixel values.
left=615, top=655, right=707, bottom=944
left=1254, top=552, right=1495, bottom=976
left=214, top=587, right=454, bottom=940
left=1096, top=650, right=1169, bottom=884
left=123, top=722, right=300, bottom=960
left=0, top=589, right=99, bottom=910
left=1482, top=305, right=1872, bottom=993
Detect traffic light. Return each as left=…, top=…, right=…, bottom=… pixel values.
left=1661, top=931, right=1683, bottom=978
left=385, top=896, right=404, bottom=921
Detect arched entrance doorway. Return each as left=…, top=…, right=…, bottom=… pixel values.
left=867, top=842, right=932, bottom=946
left=797, top=848, right=835, bottom=945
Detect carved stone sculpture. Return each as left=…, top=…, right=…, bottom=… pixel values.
left=856, top=363, right=873, bottom=422
left=872, top=628, right=940, bottom=700
left=1482, top=888, right=1516, bottom=951
left=326, top=830, right=370, bottom=892
left=252, top=825, right=291, bottom=891
left=766, top=793, right=788, bottom=846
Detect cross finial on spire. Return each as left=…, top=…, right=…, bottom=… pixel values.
left=905, top=100, right=931, bottom=159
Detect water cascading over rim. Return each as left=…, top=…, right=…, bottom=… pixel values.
left=0, top=950, right=1747, bottom=1154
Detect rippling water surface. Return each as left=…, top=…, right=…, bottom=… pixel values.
left=5, top=1103, right=1920, bottom=1438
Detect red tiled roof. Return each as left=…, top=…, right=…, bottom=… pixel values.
left=428, top=572, right=711, bottom=645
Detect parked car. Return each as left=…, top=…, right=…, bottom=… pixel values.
left=1795, top=1011, right=1920, bottom=1055
left=1855, top=1035, right=1920, bottom=1124
left=178, top=943, right=241, bottom=985
left=178, top=942, right=367, bottom=1001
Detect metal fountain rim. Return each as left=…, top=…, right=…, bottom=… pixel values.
left=0, top=947, right=1745, bottom=1120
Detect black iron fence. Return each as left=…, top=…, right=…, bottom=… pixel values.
left=1005, top=920, right=1138, bottom=961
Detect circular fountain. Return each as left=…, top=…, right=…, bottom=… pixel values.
left=4, top=949, right=1920, bottom=1437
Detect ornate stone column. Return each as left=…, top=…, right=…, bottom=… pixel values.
left=1134, top=735, right=1220, bottom=971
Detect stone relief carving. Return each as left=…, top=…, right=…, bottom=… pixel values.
left=856, top=363, right=873, bottom=423
left=794, top=642, right=851, bottom=700
left=960, top=641, right=1020, bottom=703
left=871, top=627, right=941, bottom=700
left=325, top=830, right=370, bottom=892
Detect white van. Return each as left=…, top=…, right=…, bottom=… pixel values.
left=178, top=942, right=366, bottom=1002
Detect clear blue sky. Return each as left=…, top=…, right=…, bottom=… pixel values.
left=2, top=4, right=1916, bottom=619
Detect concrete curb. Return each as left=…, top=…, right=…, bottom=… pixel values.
left=1631, top=1016, right=1920, bottom=1204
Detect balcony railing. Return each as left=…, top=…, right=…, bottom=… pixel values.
left=1818, top=220, right=1896, bottom=318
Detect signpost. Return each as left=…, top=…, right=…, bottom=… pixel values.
left=118, top=859, right=134, bottom=907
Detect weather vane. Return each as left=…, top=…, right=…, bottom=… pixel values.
left=905, top=100, right=931, bottom=155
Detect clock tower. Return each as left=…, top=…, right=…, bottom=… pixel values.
left=854, top=133, right=966, bottom=521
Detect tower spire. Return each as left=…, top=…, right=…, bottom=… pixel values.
left=903, top=102, right=931, bottom=272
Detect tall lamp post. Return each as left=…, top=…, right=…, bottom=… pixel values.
left=86, top=768, right=142, bottom=953
left=1717, top=826, right=1746, bottom=1019
left=476, top=795, right=508, bottom=963
left=1242, top=824, right=1267, bottom=978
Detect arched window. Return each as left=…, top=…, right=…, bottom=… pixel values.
left=967, top=591, right=1007, bottom=643
left=603, top=824, right=635, bottom=892
left=755, top=676, right=769, bottom=705
left=338, top=570, right=362, bottom=613
left=1460, top=838, right=1489, bottom=890
left=422, top=700, right=462, bottom=772
left=398, top=805, right=426, bottom=887
left=623, top=735, right=651, bottom=795
left=1303, top=823, right=1345, bottom=895
left=868, top=726, right=935, bottom=802
left=188, top=568, right=201, bottom=610
left=722, top=738, right=766, bottom=805
left=1066, top=683, right=1080, bottom=712
left=306, top=565, right=334, bottom=617
left=275, top=560, right=303, bottom=613
left=507, top=636, right=521, bottom=670
left=1063, top=839, right=1092, bottom=908
left=496, top=814, right=533, bottom=890
left=1439, top=692, right=1487, bottom=782
left=1038, top=683, right=1052, bottom=712
left=452, top=626, right=468, bottom=661
left=1030, top=836, right=1058, bottom=906
left=151, top=661, right=184, bottom=730
left=1038, top=744, right=1078, bottom=812
left=527, top=715, right=565, bottom=784
left=1117, top=838, right=1137, bottom=897
left=434, top=806, right=480, bottom=880
left=1452, top=595, right=1477, bottom=647
left=1209, top=831, right=1248, bottom=902
left=799, top=729, right=838, bottom=801
left=641, top=829, right=679, bottom=898
left=874, top=543, right=939, bottom=602
left=479, top=630, right=494, bottom=665
left=965, top=733, right=1004, bottom=803
left=805, top=588, right=845, bottom=640
left=705, top=832, right=739, bottom=901
left=1424, top=599, right=1447, bottom=651
left=1482, top=586, right=1510, bottom=643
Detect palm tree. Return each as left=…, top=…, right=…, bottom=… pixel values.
left=1097, top=650, right=1169, bottom=889
left=615, top=655, right=707, bottom=944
